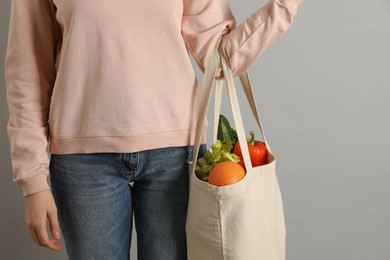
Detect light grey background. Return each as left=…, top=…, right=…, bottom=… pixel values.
left=1, top=0, right=389, bottom=259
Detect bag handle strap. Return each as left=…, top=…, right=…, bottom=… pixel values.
left=190, top=36, right=223, bottom=174
left=212, top=79, right=224, bottom=143
left=239, top=71, right=272, bottom=154
left=220, top=50, right=253, bottom=171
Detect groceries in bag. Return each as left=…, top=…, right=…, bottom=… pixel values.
left=195, top=114, right=268, bottom=186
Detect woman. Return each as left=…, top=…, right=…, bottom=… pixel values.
left=5, top=0, right=303, bottom=259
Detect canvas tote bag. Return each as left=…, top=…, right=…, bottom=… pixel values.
left=186, top=36, right=286, bottom=260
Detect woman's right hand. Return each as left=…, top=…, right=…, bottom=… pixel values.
left=24, top=190, right=62, bottom=252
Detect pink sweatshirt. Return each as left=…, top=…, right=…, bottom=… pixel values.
left=5, top=0, right=302, bottom=197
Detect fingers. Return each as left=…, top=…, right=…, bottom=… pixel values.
left=29, top=228, right=39, bottom=244
left=36, top=222, right=62, bottom=252
left=27, top=219, right=62, bottom=252
left=47, top=206, right=62, bottom=241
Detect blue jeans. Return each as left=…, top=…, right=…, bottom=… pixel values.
left=49, top=144, right=206, bottom=260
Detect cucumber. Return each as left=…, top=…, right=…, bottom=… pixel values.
left=217, top=114, right=238, bottom=141
left=230, top=127, right=238, bottom=143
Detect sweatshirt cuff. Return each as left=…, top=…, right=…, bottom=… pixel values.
left=18, top=173, right=51, bottom=198
left=278, top=0, right=303, bottom=14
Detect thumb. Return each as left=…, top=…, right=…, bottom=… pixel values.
left=47, top=205, right=61, bottom=240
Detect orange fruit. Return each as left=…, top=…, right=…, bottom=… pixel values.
left=208, top=161, right=245, bottom=187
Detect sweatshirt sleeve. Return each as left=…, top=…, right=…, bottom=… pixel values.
left=181, top=0, right=303, bottom=79
left=5, top=0, right=60, bottom=197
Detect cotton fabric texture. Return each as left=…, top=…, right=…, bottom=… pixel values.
left=186, top=37, right=286, bottom=260
left=5, top=0, right=302, bottom=197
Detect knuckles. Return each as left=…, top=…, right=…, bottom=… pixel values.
left=25, top=218, right=45, bottom=227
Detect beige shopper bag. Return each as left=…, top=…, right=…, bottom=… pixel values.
left=186, top=36, right=286, bottom=260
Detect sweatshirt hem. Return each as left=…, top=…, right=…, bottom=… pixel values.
left=49, top=127, right=208, bottom=154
